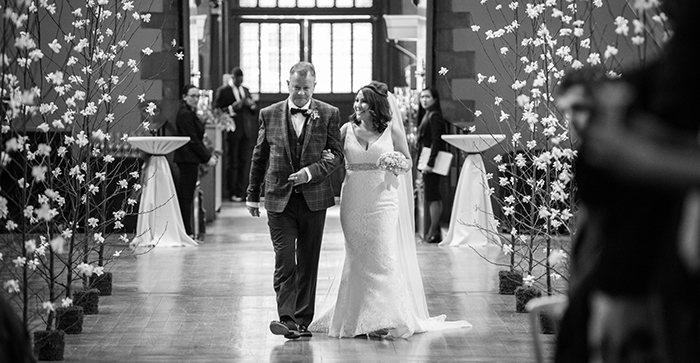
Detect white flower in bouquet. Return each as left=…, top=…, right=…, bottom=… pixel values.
left=377, top=151, right=411, bottom=176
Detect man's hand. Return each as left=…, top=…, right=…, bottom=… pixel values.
left=288, top=171, right=309, bottom=186
left=247, top=206, right=260, bottom=217
left=207, top=156, right=218, bottom=166
left=321, top=149, right=334, bottom=161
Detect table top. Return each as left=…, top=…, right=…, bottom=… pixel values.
left=127, top=136, right=190, bottom=155
left=442, top=134, right=506, bottom=153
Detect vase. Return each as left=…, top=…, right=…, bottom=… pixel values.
left=73, top=288, right=100, bottom=315
left=514, top=286, right=542, bottom=313
left=56, top=306, right=84, bottom=334
left=498, top=270, right=523, bottom=295
left=33, top=330, right=65, bottom=361
left=89, top=271, right=113, bottom=296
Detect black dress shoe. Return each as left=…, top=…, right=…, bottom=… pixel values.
left=269, top=320, right=300, bottom=339
left=298, top=325, right=312, bottom=337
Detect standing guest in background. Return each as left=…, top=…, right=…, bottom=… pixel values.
left=214, top=67, right=258, bottom=202
left=174, top=85, right=217, bottom=240
left=417, top=87, right=447, bottom=243
left=247, top=61, right=344, bottom=339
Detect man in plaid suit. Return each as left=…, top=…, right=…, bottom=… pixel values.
left=246, top=62, right=344, bottom=339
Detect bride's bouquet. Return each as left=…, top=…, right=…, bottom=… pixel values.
left=377, top=151, right=411, bottom=176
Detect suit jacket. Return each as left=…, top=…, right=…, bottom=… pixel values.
left=247, top=98, right=344, bottom=213
left=213, top=84, right=258, bottom=139
left=173, top=103, right=211, bottom=164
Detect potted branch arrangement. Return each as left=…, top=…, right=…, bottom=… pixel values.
left=1, top=0, right=166, bottom=358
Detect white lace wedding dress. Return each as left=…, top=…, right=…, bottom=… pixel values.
left=309, top=115, right=471, bottom=338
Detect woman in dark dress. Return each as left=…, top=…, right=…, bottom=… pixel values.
left=174, top=85, right=217, bottom=238
left=417, top=87, right=447, bottom=243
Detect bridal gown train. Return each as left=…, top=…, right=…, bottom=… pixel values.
left=309, top=123, right=471, bottom=338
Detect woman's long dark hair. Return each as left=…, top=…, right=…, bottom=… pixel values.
left=417, top=86, right=443, bottom=124
left=350, top=81, right=392, bottom=133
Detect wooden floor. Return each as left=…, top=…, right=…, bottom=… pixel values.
left=57, top=201, right=554, bottom=362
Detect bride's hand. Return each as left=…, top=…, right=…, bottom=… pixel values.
left=321, top=149, right=334, bottom=161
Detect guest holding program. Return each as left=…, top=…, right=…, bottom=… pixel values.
left=174, top=85, right=218, bottom=240
left=417, top=87, right=447, bottom=243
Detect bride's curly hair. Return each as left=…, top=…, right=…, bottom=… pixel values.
left=350, top=81, right=392, bottom=133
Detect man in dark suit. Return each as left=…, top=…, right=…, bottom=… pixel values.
left=247, top=62, right=343, bottom=339
left=214, top=67, right=258, bottom=202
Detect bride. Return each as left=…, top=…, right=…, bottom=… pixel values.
left=309, top=81, right=471, bottom=338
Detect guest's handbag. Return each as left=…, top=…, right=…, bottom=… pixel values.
left=417, top=147, right=453, bottom=176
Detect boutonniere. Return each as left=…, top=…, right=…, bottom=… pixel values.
left=308, top=109, right=320, bottom=121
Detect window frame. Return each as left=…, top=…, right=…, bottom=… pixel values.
left=229, top=3, right=383, bottom=99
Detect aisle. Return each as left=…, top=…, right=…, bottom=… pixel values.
left=59, top=201, right=551, bottom=362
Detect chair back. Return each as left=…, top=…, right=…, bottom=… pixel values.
left=526, top=295, right=569, bottom=363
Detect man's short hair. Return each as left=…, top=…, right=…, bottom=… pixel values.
left=557, top=66, right=606, bottom=96
left=289, top=62, right=316, bottom=79
left=231, top=67, right=243, bottom=77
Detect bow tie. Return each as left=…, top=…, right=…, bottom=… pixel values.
left=291, top=108, right=308, bottom=116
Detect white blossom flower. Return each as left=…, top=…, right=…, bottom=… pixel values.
left=94, top=233, right=105, bottom=244
left=175, top=52, right=184, bottom=61
left=501, top=243, right=513, bottom=255
left=587, top=52, right=601, bottom=65
left=4, top=280, right=20, bottom=293
left=48, top=39, right=62, bottom=53
left=548, top=249, right=567, bottom=266
left=42, top=301, right=56, bottom=313
left=76, top=262, right=93, bottom=277
left=604, top=45, right=619, bottom=59
left=614, top=16, right=629, bottom=36
left=49, top=237, right=65, bottom=254
left=523, top=275, right=535, bottom=287
left=633, top=0, right=660, bottom=10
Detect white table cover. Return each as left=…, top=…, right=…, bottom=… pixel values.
left=440, top=134, right=505, bottom=247
left=128, top=137, right=198, bottom=247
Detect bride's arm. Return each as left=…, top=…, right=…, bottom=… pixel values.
left=391, top=120, right=412, bottom=164
left=340, top=122, right=348, bottom=148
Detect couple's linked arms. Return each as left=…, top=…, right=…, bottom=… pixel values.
left=247, top=106, right=344, bottom=217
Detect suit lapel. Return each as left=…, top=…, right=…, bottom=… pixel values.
left=280, top=102, right=293, bottom=164
left=300, top=99, right=316, bottom=156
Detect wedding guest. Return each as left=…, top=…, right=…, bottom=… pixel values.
left=551, top=66, right=608, bottom=363
left=174, top=85, right=217, bottom=240
left=0, top=291, right=35, bottom=363
left=562, top=0, right=700, bottom=361
left=417, top=87, right=447, bottom=243
left=213, top=67, right=258, bottom=202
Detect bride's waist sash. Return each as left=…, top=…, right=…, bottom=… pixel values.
left=345, top=162, right=379, bottom=171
